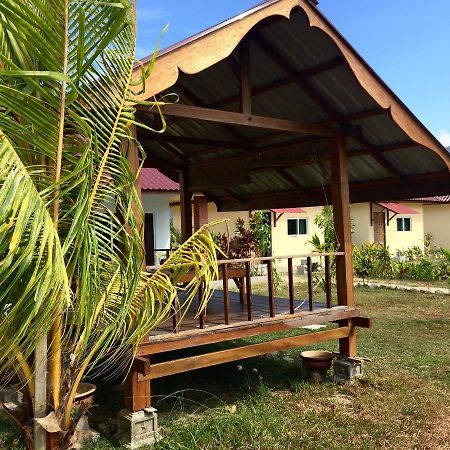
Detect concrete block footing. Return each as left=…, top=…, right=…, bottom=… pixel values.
left=333, top=356, right=365, bottom=384
left=117, top=408, right=161, bottom=449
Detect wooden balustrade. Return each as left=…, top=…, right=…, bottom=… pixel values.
left=151, top=252, right=343, bottom=334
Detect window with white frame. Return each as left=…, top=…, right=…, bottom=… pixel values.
left=397, top=217, right=411, bottom=232
left=287, top=218, right=308, bottom=236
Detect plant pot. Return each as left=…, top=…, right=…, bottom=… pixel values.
left=300, top=350, right=334, bottom=371
left=74, top=382, right=96, bottom=409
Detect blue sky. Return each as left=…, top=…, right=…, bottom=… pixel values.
left=136, top=0, right=450, bottom=146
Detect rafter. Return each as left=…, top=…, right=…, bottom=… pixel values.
left=214, top=56, right=346, bottom=109
left=139, top=103, right=339, bottom=136
left=253, top=33, right=409, bottom=185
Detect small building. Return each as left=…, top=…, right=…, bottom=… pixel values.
left=271, top=202, right=425, bottom=258
left=417, top=196, right=450, bottom=249
left=141, top=168, right=179, bottom=264
left=124, top=1, right=450, bottom=442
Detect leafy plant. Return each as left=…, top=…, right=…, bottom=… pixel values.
left=0, top=2, right=219, bottom=450
left=170, top=218, right=182, bottom=249
left=353, top=243, right=392, bottom=282
left=249, top=211, right=272, bottom=257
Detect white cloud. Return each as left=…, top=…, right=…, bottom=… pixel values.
left=137, top=8, right=165, bottom=22
left=437, top=130, right=450, bottom=147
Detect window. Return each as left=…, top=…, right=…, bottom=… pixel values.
left=397, top=217, right=411, bottom=232
left=287, top=218, right=308, bottom=236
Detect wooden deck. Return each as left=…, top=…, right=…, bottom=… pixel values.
left=149, top=289, right=325, bottom=337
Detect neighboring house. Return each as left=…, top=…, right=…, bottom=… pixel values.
left=141, top=168, right=179, bottom=264
left=168, top=191, right=450, bottom=259
left=271, top=202, right=425, bottom=258
left=414, top=196, right=450, bottom=249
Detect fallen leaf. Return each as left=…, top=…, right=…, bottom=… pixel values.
left=36, top=412, right=61, bottom=433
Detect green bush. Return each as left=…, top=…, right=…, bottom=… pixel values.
left=353, top=243, right=450, bottom=283
left=353, top=243, right=392, bottom=280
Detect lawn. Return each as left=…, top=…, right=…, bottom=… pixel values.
left=1, top=285, right=449, bottom=450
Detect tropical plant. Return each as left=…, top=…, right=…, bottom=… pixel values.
left=0, top=2, right=218, bottom=450
left=249, top=211, right=272, bottom=257
left=353, top=243, right=392, bottom=281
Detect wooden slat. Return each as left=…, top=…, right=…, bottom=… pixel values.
left=199, top=281, right=205, bottom=329
left=139, top=327, right=351, bottom=380
left=217, top=252, right=344, bottom=265
left=288, top=258, right=295, bottom=314
left=222, top=264, right=230, bottom=325
left=138, top=306, right=360, bottom=355
left=324, top=255, right=332, bottom=308
left=307, top=257, right=314, bottom=311
left=245, top=262, right=253, bottom=321
left=141, top=103, right=338, bottom=136
left=267, top=259, right=275, bottom=317
left=171, top=304, right=178, bottom=333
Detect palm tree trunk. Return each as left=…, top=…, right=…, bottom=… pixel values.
left=34, top=335, right=47, bottom=450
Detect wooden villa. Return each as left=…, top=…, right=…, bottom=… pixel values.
left=125, top=0, right=450, bottom=417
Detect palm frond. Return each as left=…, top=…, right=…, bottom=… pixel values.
left=0, top=132, right=71, bottom=377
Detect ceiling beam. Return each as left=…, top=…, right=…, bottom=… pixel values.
left=253, top=33, right=409, bottom=185
left=239, top=37, right=252, bottom=115
left=215, top=172, right=450, bottom=211
left=319, top=107, right=391, bottom=126
left=143, top=134, right=247, bottom=150
left=139, top=103, right=339, bottom=136
left=214, top=56, right=346, bottom=109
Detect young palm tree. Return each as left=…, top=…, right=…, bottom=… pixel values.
left=0, top=1, right=218, bottom=449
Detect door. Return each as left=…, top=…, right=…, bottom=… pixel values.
left=373, top=212, right=386, bottom=246
left=144, top=213, right=155, bottom=266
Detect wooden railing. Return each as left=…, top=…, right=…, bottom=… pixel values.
left=149, top=252, right=344, bottom=333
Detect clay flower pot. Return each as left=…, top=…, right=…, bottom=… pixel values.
left=300, top=350, right=334, bottom=371
left=74, top=383, right=96, bottom=408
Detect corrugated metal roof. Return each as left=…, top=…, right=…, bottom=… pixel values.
left=136, top=0, right=450, bottom=211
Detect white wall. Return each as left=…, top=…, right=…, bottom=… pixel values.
left=141, top=192, right=171, bottom=250
left=423, top=204, right=450, bottom=249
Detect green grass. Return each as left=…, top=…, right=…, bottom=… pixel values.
left=1, top=286, right=449, bottom=450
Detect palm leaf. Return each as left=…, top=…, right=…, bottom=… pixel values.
left=0, top=131, right=71, bottom=376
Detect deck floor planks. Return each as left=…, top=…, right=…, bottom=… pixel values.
left=149, top=291, right=327, bottom=337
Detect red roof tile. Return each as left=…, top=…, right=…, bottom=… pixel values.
left=141, top=169, right=179, bottom=192
left=412, top=196, right=450, bottom=203
left=377, top=202, right=418, bottom=215
left=271, top=208, right=306, bottom=214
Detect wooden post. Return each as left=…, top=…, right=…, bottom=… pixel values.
left=124, top=358, right=151, bottom=412
left=179, top=169, right=192, bottom=242
left=193, top=195, right=209, bottom=231
left=331, top=136, right=356, bottom=357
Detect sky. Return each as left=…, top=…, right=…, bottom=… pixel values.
left=136, top=0, right=450, bottom=146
